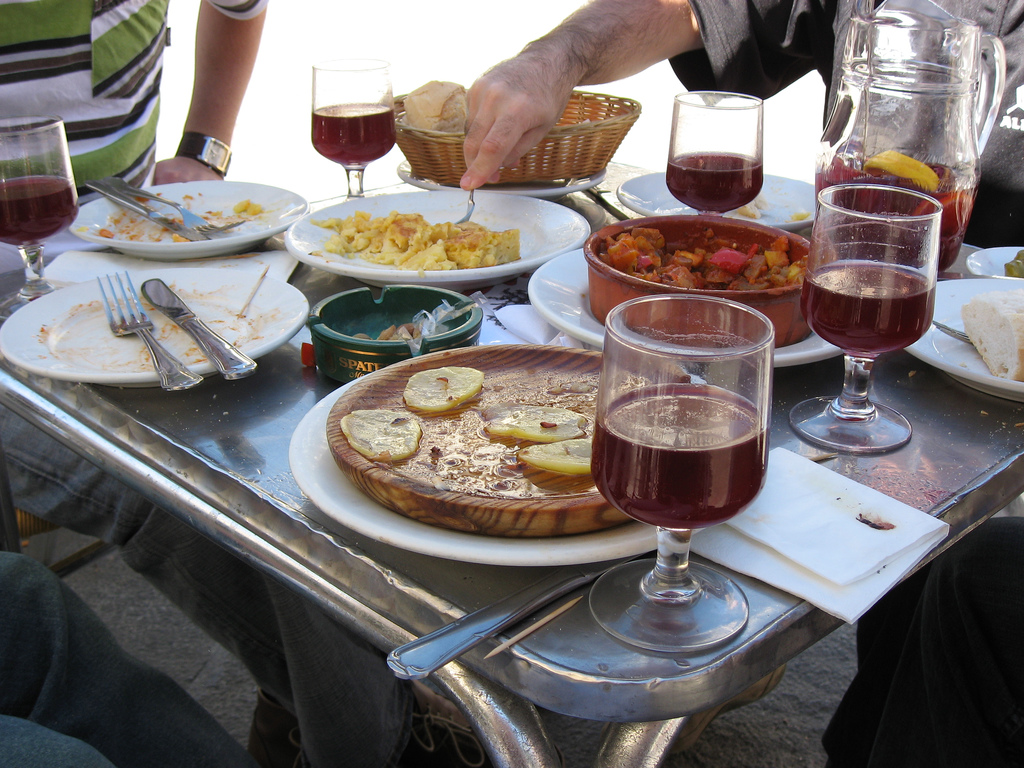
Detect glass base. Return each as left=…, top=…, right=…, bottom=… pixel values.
left=589, top=559, right=749, bottom=652
left=789, top=396, right=911, bottom=454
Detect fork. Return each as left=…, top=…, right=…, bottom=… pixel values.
left=454, top=189, right=475, bottom=224
left=98, top=273, right=203, bottom=390
left=932, top=320, right=972, bottom=344
left=95, top=177, right=244, bottom=235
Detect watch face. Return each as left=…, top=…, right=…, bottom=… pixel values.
left=178, top=133, right=230, bottom=174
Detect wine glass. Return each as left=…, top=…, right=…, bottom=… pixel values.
left=589, top=294, right=774, bottom=652
left=312, top=59, right=396, bottom=199
left=0, top=116, right=78, bottom=314
left=666, top=91, right=763, bottom=215
left=789, top=184, right=942, bottom=454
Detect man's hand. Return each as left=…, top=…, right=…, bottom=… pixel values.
left=461, top=56, right=574, bottom=190
left=153, top=156, right=224, bottom=184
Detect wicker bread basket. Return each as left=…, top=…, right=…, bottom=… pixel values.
left=395, top=90, right=641, bottom=186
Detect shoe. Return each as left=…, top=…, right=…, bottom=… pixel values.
left=247, top=688, right=303, bottom=768
left=402, top=699, right=491, bottom=768
left=670, top=664, right=787, bottom=752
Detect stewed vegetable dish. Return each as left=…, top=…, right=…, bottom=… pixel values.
left=596, top=225, right=806, bottom=290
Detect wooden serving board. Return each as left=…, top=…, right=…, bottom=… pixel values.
left=326, top=344, right=630, bottom=538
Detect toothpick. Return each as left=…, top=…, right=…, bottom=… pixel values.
left=237, top=265, right=269, bottom=318
left=483, top=595, right=583, bottom=659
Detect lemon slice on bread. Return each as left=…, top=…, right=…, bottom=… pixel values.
left=404, top=366, right=485, bottom=412
left=519, top=438, right=592, bottom=474
left=483, top=404, right=587, bottom=443
left=340, top=410, right=422, bottom=461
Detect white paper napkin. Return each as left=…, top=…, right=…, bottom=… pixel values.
left=691, top=448, right=949, bottom=623
left=46, top=249, right=298, bottom=285
left=473, top=285, right=585, bottom=347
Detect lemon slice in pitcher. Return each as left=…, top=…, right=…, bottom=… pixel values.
left=519, top=438, right=592, bottom=475
left=340, top=409, right=422, bottom=461
left=863, top=150, right=940, bottom=192
left=404, top=366, right=485, bottom=412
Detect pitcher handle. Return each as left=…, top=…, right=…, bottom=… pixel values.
left=977, top=33, right=1007, bottom=153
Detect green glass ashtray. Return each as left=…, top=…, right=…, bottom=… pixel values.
left=307, top=285, right=484, bottom=383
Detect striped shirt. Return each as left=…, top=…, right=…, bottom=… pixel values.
left=0, top=0, right=269, bottom=193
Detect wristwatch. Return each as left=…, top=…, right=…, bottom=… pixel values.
left=175, top=132, right=231, bottom=177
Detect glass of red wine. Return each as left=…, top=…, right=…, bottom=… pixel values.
left=0, top=116, right=78, bottom=314
left=789, top=184, right=942, bottom=454
left=667, top=91, right=763, bottom=215
left=312, top=59, right=396, bottom=199
left=589, top=294, right=774, bottom=652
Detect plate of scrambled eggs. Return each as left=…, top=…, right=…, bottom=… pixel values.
left=284, top=190, right=591, bottom=291
left=72, top=181, right=309, bottom=259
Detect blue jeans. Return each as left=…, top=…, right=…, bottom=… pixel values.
left=0, top=551, right=258, bottom=768
left=823, top=516, right=1024, bottom=767
left=1, top=409, right=414, bottom=768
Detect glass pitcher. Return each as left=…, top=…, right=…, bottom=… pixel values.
left=817, top=0, right=1006, bottom=270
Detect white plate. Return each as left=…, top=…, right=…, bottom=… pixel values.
left=528, top=250, right=841, bottom=367
left=616, top=173, right=816, bottom=232
left=0, top=268, right=308, bottom=386
left=397, top=161, right=607, bottom=199
left=284, top=190, right=590, bottom=292
left=71, top=181, right=309, bottom=259
left=288, top=383, right=656, bottom=566
left=965, top=246, right=1024, bottom=279
left=907, top=278, right=1024, bottom=401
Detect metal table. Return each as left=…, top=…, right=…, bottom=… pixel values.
left=2, top=168, right=1022, bottom=767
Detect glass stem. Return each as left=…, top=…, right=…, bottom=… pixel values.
left=344, top=167, right=365, bottom=198
left=17, top=245, right=52, bottom=300
left=642, top=528, right=701, bottom=605
left=830, top=354, right=877, bottom=421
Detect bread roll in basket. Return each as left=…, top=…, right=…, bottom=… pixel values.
left=395, top=87, right=641, bottom=187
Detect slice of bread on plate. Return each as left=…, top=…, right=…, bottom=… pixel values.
left=961, top=289, right=1024, bottom=380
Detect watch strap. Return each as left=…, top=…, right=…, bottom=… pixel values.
left=176, top=132, right=231, bottom=176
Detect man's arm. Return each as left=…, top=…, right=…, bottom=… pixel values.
left=462, top=0, right=702, bottom=189
left=154, top=1, right=267, bottom=183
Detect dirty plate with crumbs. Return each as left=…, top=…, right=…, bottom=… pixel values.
left=326, top=345, right=630, bottom=537
left=71, top=180, right=308, bottom=259
left=0, top=268, right=308, bottom=386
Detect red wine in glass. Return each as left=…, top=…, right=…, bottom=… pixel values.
left=801, top=262, right=935, bottom=357
left=0, top=176, right=78, bottom=246
left=667, top=152, right=764, bottom=214
left=592, top=383, right=766, bottom=529
left=312, top=104, right=396, bottom=167
left=816, top=157, right=974, bottom=271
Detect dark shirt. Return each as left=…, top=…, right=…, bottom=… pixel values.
left=674, top=0, right=1024, bottom=247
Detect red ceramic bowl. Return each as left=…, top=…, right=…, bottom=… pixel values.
left=583, top=215, right=811, bottom=347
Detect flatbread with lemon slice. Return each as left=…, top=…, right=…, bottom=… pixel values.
left=324, top=345, right=630, bottom=537
left=403, top=366, right=484, bottom=412
left=340, top=409, right=422, bottom=462
left=518, top=438, right=592, bottom=475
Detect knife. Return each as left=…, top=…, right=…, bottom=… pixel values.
left=85, top=181, right=209, bottom=241
left=140, top=278, right=257, bottom=380
left=386, top=554, right=649, bottom=679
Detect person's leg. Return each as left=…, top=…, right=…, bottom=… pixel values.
left=5, top=409, right=416, bottom=767
left=0, top=715, right=118, bottom=768
left=0, top=551, right=257, bottom=768
left=824, top=517, right=1024, bottom=768
left=0, top=408, right=155, bottom=545
left=122, top=506, right=416, bottom=768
